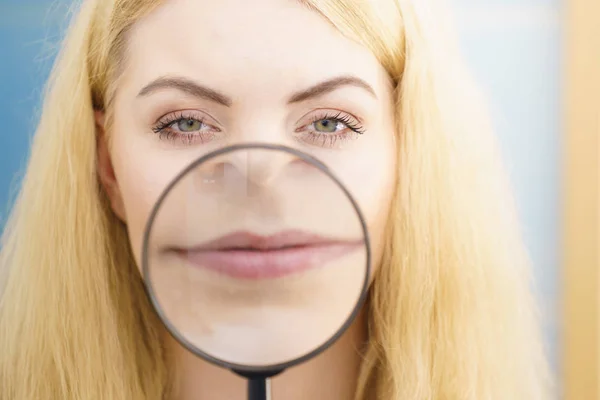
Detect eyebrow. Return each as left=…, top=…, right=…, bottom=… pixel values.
left=137, top=76, right=233, bottom=106
left=137, top=75, right=377, bottom=106
left=288, top=76, right=377, bottom=103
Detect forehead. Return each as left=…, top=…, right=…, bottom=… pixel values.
left=123, top=0, right=389, bottom=98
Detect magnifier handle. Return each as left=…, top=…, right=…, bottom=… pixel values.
left=248, top=376, right=271, bottom=400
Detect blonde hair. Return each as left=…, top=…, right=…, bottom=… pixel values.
left=0, top=0, right=551, bottom=399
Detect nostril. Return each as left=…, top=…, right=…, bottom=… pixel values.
left=199, top=162, right=227, bottom=184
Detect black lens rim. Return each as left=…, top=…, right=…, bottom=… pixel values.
left=141, top=142, right=372, bottom=375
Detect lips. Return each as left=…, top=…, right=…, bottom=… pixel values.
left=169, top=230, right=361, bottom=279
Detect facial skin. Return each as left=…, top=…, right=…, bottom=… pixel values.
left=97, top=0, right=396, bottom=398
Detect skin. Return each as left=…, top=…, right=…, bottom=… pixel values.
left=97, top=0, right=397, bottom=398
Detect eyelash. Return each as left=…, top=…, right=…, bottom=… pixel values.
left=305, top=111, right=366, bottom=135
left=150, top=110, right=366, bottom=148
left=151, top=111, right=219, bottom=145
left=295, top=111, right=365, bottom=148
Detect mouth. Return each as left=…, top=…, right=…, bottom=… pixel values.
left=168, top=230, right=362, bottom=279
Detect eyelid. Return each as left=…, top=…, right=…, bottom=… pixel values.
left=297, top=108, right=364, bottom=125
left=296, top=108, right=365, bottom=135
left=154, top=109, right=222, bottom=129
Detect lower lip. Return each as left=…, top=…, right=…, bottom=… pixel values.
left=174, top=242, right=361, bottom=279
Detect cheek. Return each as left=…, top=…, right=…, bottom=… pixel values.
left=114, top=159, right=169, bottom=269
left=333, top=135, right=396, bottom=276
left=359, top=154, right=396, bottom=277
left=111, top=138, right=198, bottom=270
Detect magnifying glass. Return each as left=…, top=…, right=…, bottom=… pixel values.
left=141, top=143, right=370, bottom=400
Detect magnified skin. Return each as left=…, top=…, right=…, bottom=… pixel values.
left=146, top=147, right=369, bottom=367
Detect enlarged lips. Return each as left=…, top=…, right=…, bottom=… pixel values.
left=170, top=230, right=362, bottom=279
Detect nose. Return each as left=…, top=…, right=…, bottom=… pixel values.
left=233, top=148, right=298, bottom=187
left=198, top=146, right=301, bottom=190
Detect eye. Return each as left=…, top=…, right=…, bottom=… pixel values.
left=313, top=119, right=342, bottom=133
left=295, top=110, right=366, bottom=149
left=177, top=118, right=204, bottom=132
left=303, top=111, right=365, bottom=136
left=151, top=111, right=222, bottom=145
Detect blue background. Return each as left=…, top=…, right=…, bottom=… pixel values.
left=0, top=0, right=562, bottom=392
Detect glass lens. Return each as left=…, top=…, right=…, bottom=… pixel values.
left=143, top=145, right=368, bottom=370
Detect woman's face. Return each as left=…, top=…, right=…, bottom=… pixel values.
left=98, top=0, right=396, bottom=366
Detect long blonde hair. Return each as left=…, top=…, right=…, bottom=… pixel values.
left=0, top=0, right=551, bottom=398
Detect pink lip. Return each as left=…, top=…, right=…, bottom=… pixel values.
left=170, top=230, right=362, bottom=279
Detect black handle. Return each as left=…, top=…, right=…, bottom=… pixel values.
left=248, top=376, right=268, bottom=400
left=233, top=369, right=281, bottom=400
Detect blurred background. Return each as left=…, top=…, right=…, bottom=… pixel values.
left=0, top=1, right=597, bottom=399
left=451, top=0, right=562, bottom=386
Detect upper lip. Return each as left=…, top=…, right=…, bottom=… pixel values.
left=181, top=230, right=352, bottom=252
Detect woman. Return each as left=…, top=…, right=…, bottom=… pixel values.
left=0, top=0, right=551, bottom=399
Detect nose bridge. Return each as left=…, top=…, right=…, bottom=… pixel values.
left=232, top=104, right=295, bottom=143
left=199, top=106, right=302, bottom=187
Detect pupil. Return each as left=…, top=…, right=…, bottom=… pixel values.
left=178, top=119, right=200, bottom=131
left=316, top=119, right=337, bottom=133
